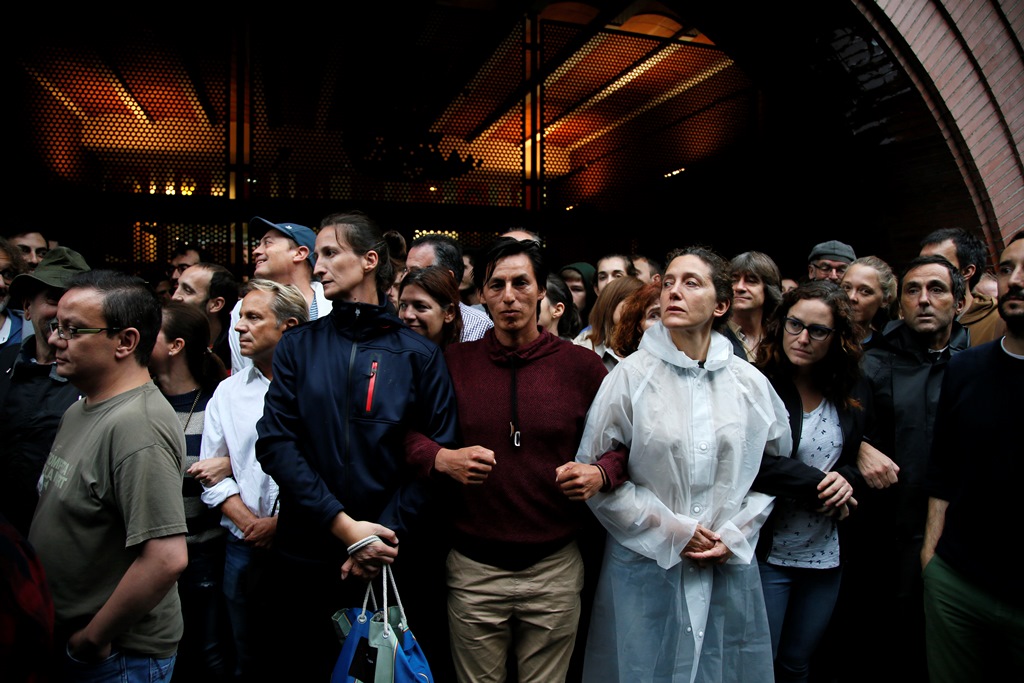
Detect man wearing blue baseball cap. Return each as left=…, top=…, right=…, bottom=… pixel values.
left=229, top=217, right=333, bottom=373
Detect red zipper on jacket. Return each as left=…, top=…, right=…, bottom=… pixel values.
left=365, top=360, right=378, bottom=412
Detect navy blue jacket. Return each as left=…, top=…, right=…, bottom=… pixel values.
left=255, top=294, right=459, bottom=565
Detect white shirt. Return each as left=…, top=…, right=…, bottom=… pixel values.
left=767, top=399, right=842, bottom=568
left=572, top=331, right=622, bottom=373
left=230, top=280, right=332, bottom=374
left=199, top=365, right=278, bottom=539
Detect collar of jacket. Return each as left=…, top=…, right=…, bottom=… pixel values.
left=328, top=291, right=403, bottom=339
left=877, top=319, right=970, bottom=361
left=639, top=322, right=733, bottom=371
left=6, top=336, right=67, bottom=383
left=483, top=327, right=563, bottom=365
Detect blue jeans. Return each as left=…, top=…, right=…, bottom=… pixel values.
left=61, top=647, right=175, bottom=683
left=759, top=562, right=842, bottom=683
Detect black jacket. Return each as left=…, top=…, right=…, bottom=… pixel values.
left=0, top=338, right=82, bottom=535
left=856, top=318, right=969, bottom=542
left=255, top=294, right=459, bottom=565
left=755, top=374, right=870, bottom=562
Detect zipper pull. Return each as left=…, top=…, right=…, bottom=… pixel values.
left=365, top=360, right=378, bottom=412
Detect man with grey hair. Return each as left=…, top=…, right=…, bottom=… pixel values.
left=229, top=217, right=331, bottom=373
left=191, top=278, right=307, bottom=680
left=807, top=239, right=856, bottom=284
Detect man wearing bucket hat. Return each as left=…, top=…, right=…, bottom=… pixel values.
left=0, top=247, right=90, bottom=535
left=228, top=216, right=333, bottom=373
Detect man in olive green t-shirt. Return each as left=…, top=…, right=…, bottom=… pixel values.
left=28, top=270, right=188, bottom=682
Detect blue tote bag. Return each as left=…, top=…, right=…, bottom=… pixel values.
left=331, top=564, right=433, bottom=683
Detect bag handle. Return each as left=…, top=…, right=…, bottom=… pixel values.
left=357, top=581, right=378, bottom=623
left=379, top=564, right=409, bottom=639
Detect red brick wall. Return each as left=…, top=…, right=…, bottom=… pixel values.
left=856, top=0, right=1023, bottom=254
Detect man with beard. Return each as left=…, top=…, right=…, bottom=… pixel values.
left=921, top=232, right=1024, bottom=681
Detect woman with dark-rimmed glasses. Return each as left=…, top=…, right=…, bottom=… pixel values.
left=754, top=280, right=869, bottom=683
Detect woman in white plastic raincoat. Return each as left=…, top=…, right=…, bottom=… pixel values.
left=577, top=246, right=792, bottom=683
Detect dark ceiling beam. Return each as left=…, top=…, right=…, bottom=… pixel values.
left=543, top=25, right=696, bottom=131
left=466, top=3, right=626, bottom=142
left=93, top=46, right=155, bottom=124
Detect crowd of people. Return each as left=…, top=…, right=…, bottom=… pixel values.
left=0, top=219, right=1021, bottom=683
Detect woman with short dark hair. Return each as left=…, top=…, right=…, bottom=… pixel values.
left=398, top=264, right=463, bottom=350
left=576, top=245, right=794, bottom=683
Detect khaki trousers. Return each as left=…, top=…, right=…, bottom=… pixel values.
left=446, top=541, right=584, bottom=683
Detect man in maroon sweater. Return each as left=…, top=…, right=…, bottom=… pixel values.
left=407, top=237, right=627, bottom=683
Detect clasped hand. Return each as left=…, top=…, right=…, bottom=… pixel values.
left=857, top=441, right=899, bottom=489
left=815, top=471, right=857, bottom=520
left=682, top=524, right=731, bottom=567
left=436, top=445, right=496, bottom=485
left=555, top=462, right=604, bottom=501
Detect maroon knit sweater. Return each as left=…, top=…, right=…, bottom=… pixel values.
left=408, top=328, right=627, bottom=569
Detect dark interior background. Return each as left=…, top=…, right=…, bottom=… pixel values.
left=8, top=2, right=976, bottom=282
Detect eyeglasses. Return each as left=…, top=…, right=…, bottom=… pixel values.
left=168, top=263, right=196, bottom=275
left=0, top=268, right=17, bottom=282
left=784, top=317, right=834, bottom=342
left=810, top=262, right=848, bottom=277
left=48, top=321, right=123, bottom=340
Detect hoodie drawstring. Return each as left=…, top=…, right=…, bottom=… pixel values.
left=509, top=356, right=520, bottom=447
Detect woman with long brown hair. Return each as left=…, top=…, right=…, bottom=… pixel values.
left=149, top=301, right=230, bottom=681
left=754, top=280, right=868, bottom=683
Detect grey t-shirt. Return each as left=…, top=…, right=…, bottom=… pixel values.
left=29, top=381, right=188, bottom=657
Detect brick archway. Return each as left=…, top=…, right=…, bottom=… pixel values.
left=855, top=0, right=1023, bottom=255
